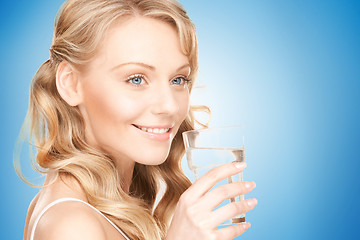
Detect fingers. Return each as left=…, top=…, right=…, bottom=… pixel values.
left=216, top=222, right=251, bottom=239
left=185, top=162, right=247, bottom=201
left=210, top=198, right=258, bottom=226
left=200, top=181, right=256, bottom=211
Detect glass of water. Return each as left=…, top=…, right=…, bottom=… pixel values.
left=182, top=126, right=246, bottom=225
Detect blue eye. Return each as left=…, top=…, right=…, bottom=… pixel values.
left=127, top=75, right=145, bottom=85
left=171, top=77, right=187, bottom=85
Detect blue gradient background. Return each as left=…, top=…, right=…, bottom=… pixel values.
left=1, top=1, right=359, bottom=239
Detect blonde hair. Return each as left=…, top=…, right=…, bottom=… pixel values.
left=14, top=0, right=209, bottom=239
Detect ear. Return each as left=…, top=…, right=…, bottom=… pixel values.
left=56, top=61, right=82, bottom=106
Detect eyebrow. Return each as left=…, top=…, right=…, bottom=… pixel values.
left=110, top=62, right=190, bottom=73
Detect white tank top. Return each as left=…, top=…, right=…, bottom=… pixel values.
left=30, top=197, right=130, bottom=240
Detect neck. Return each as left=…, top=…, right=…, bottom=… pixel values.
left=113, top=157, right=136, bottom=194
left=118, top=165, right=135, bottom=194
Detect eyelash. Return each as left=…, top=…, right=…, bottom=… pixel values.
left=126, top=74, right=146, bottom=87
left=171, top=76, right=191, bottom=86
left=126, top=74, right=191, bottom=87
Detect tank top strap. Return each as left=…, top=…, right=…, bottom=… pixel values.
left=30, top=197, right=130, bottom=240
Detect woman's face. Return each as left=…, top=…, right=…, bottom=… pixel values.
left=77, top=17, right=191, bottom=168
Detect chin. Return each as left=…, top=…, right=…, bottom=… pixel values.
left=136, top=149, right=170, bottom=166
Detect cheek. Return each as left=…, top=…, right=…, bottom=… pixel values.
left=167, top=92, right=190, bottom=141
left=82, top=86, right=145, bottom=128
left=177, top=91, right=190, bottom=120
left=111, top=95, right=145, bottom=121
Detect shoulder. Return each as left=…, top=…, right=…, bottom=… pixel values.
left=24, top=194, right=40, bottom=240
left=33, top=200, right=107, bottom=240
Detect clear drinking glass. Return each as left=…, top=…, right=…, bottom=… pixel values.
left=182, top=126, right=246, bottom=225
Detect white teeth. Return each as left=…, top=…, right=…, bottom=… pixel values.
left=137, top=126, right=170, bottom=134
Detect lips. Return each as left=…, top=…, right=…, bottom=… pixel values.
left=132, top=124, right=172, bottom=134
left=132, top=124, right=173, bottom=141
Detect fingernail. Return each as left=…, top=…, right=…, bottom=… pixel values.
left=247, top=198, right=258, bottom=207
left=242, top=222, right=251, bottom=230
left=234, top=162, right=246, bottom=169
left=244, top=181, right=256, bottom=189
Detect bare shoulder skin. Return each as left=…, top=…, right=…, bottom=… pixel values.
left=23, top=172, right=127, bottom=240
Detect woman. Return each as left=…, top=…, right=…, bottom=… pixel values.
left=17, top=0, right=257, bottom=239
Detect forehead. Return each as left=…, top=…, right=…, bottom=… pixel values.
left=90, top=16, right=189, bottom=69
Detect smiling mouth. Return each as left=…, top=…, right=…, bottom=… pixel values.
left=132, top=124, right=171, bottom=134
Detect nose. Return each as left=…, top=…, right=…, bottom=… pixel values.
left=150, top=85, right=179, bottom=116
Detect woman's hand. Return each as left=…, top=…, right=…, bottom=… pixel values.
left=166, top=162, right=257, bottom=240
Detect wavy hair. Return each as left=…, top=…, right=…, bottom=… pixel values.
left=14, top=0, right=210, bottom=239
